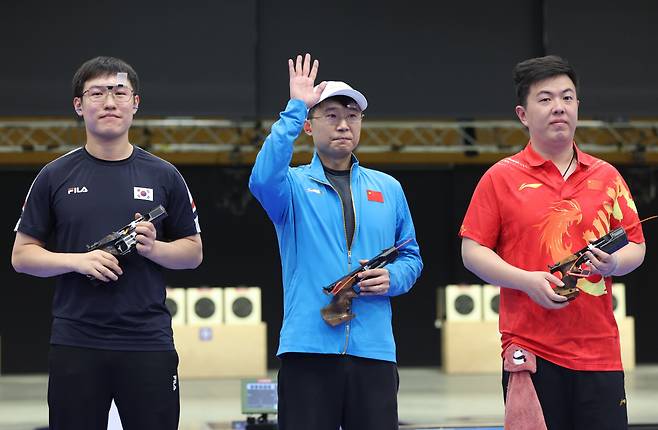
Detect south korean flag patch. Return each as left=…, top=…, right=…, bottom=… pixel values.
left=134, top=186, right=154, bottom=201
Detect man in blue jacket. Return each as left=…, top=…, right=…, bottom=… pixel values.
left=249, top=53, right=422, bottom=430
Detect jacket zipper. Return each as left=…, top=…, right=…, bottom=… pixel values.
left=311, top=170, right=356, bottom=354
left=341, top=182, right=357, bottom=354
left=341, top=249, right=352, bottom=354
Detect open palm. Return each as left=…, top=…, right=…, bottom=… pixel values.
left=289, top=53, right=327, bottom=108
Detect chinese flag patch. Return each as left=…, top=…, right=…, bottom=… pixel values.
left=367, top=189, right=384, bottom=203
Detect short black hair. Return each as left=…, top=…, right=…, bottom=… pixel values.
left=513, top=55, right=578, bottom=107
left=308, top=95, right=359, bottom=118
left=72, top=56, right=140, bottom=98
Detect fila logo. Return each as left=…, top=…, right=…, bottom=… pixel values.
left=172, top=375, right=178, bottom=391
left=67, top=186, right=88, bottom=194
left=306, top=187, right=321, bottom=195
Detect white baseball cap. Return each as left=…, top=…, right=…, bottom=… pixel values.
left=313, top=81, right=368, bottom=111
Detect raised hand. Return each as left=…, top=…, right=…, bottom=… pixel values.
left=288, top=53, right=327, bottom=108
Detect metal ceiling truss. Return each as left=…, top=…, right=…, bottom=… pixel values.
left=1, top=118, right=657, bottom=158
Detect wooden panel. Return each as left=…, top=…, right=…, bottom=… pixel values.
left=174, top=323, right=267, bottom=379
left=441, top=317, right=635, bottom=373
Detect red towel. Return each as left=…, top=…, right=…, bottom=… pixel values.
left=503, top=344, right=547, bottom=430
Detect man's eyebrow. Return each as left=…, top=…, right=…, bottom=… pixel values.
left=537, top=88, right=575, bottom=96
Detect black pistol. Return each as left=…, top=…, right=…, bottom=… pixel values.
left=86, top=205, right=168, bottom=256
left=548, top=227, right=628, bottom=300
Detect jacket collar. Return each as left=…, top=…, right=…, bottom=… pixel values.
left=308, top=152, right=360, bottom=182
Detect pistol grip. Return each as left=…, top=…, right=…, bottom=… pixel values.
left=548, top=265, right=580, bottom=301
left=554, top=274, right=579, bottom=301
left=321, top=289, right=357, bottom=326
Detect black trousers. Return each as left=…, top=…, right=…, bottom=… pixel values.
left=503, top=355, right=627, bottom=430
left=277, top=353, right=399, bottom=430
left=48, top=345, right=180, bottom=430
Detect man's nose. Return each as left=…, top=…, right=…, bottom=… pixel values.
left=552, top=99, right=565, bottom=114
left=103, top=92, right=118, bottom=108
left=336, top=117, right=349, bottom=130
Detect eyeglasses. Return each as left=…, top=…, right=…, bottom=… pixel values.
left=81, top=85, right=135, bottom=103
left=309, top=112, right=364, bottom=125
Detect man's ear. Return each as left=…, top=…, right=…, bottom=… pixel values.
left=73, top=98, right=83, bottom=116
left=132, top=94, right=140, bottom=112
left=515, top=105, right=528, bottom=127
left=303, top=119, right=312, bottom=136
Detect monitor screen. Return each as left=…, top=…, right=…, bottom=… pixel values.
left=241, top=379, right=278, bottom=415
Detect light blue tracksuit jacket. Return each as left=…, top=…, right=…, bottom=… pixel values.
left=249, top=99, right=423, bottom=362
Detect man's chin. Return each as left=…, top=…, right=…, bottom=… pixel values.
left=328, top=141, right=353, bottom=150
left=91, top=128, right=129, bottom=141
left=548, top=130, right=574, bottom=143
left=317, top=148, right=354, bottom=161
left=334, top=147, right=356, bottom=157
